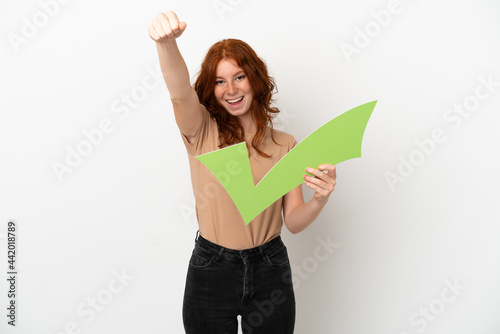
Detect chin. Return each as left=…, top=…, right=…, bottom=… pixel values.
left=228, top=109, right=250, bottom=117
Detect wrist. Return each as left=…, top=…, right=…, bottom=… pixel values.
left=311, top=196, right=328, bottom=208
left=156, top=38, right=178, bottom=49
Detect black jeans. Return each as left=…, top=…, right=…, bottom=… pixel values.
left=183, top=231, right=296, bottom=334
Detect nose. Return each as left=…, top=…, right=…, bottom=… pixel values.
left=227, top=82, right=237, bottom=95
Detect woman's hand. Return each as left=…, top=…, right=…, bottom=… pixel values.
left=147, top=11, right=187, bottom=43
left=303, top=164, right=337, bottom=204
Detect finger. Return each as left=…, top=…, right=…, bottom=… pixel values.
left=305, top=167, right=327, bottom=179
left=304, top=180, right=329, bottom=196
left=159, top=13, right=175, bottom=37
left=305, top=168, right=334, bottom=187
left=305, top=176, right=335, bottom=196
left=318, top=164, right=335, bottom=174
left=330, top=166, right=337, bottom=180
left=303, top=172, right=328, bottom=188
left=165, top=11, right=180, bottom=34
left=179, top=21, right=187, bottom=34
left=319, top=165, right=336, bottom=181
left=152, top=17, right=168, bottom=39
left=147, top=23, right=160, bottom=41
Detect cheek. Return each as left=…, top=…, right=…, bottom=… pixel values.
left=245, top=90, right=253, bottom=101
left=214, top=87, right=224, bottom=100
left=243, top=82, right=253, bottom=95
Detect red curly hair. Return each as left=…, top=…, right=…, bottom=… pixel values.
left=194, top=39, right=281, bottom=158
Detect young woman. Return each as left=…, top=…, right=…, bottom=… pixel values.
left=147, top=11, right=337, bottom=334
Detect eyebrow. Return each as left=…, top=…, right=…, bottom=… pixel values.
left=215, top=71, right=245, bottom=79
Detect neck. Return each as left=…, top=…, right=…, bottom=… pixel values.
left=239, top=113, right=257, bottom=134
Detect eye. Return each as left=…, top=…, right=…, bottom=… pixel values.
left=235, top=75, right=245, bottom=81
left=215, top=80, right=224, bottom=85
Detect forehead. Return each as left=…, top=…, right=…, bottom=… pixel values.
left=215, top=58, right=245, bottom=77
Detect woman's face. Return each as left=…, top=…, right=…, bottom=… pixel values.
left=214, top=58, right=253, bottom=118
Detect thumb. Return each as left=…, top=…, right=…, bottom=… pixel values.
left=179, top=21, right=187, bottom=33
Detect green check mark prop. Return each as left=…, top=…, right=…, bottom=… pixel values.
left=196, top=100, right=377, bottom=225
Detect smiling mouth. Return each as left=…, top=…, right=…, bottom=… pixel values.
left=226, top=96, right=244, bottom=105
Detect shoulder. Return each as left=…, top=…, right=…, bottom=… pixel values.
left=180, top=105, right=218, bottom=154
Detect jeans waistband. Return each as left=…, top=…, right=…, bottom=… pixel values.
left=195, top=231, right=284, bottom=262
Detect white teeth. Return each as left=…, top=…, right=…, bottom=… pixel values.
left=227, top=97, right=243, bottom=103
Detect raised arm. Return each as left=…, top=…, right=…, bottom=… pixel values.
left=147, top=11, right=204, bottom=142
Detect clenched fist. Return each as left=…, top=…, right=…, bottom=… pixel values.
left=147, top=11, right=187, bottom=43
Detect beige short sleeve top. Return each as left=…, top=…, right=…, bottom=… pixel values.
left=179, top=106, right=298, bottom=250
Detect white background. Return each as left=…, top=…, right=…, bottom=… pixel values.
left=1, top=0, right=499, bottom=333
